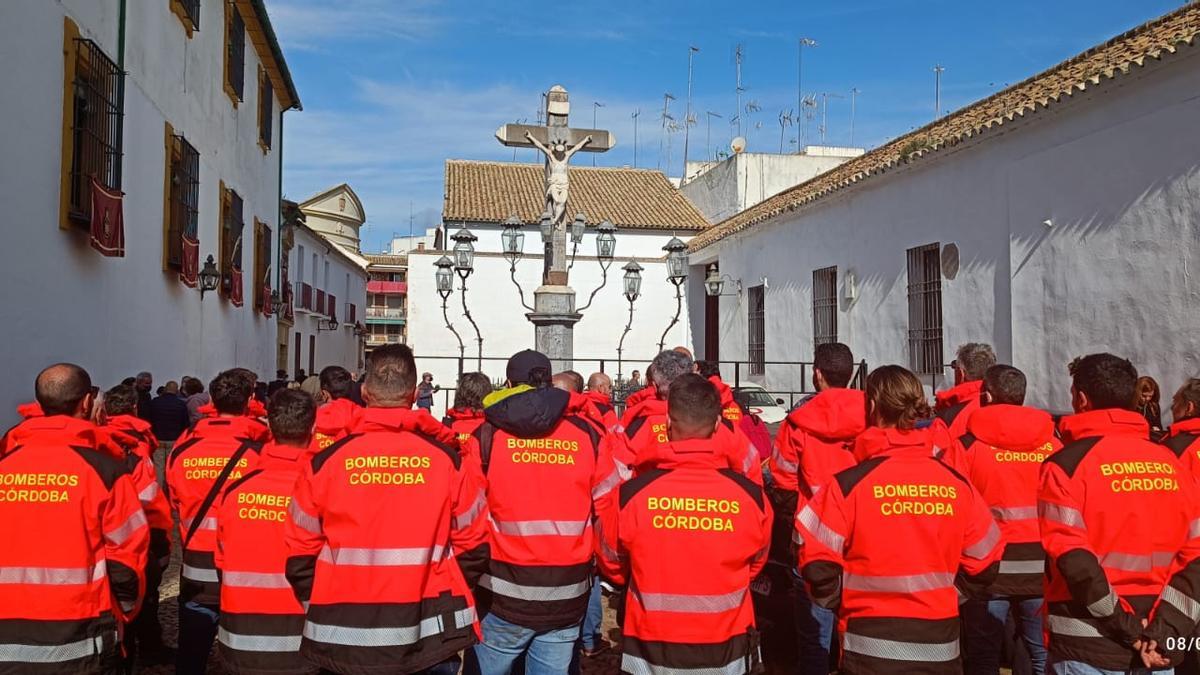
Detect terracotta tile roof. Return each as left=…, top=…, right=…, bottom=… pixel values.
left=365, top=254, right=407, bottom=266
left=443, top=160, right=709, bottom=231
left=689, top=4, right=1200, bottom=252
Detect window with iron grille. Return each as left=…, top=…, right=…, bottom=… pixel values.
left=907, top=243, right=944, bottom=375
left=166, top=134, right=199, bottom=269
left=748, top=285, right=766, bottom=376
left=258, top=68, right=273, bottom=149
left=254, top=219, right=271, bottom=313
left=174, top=0, right=201, bottom=31
left=220, top=187, right=244, bottom=299
left=812, top=266, right=838, bottom=348
left=68, top=38, right=123, bottom=224
left=225, top=3, right=245, bottom=103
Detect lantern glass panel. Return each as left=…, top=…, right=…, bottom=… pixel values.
left=623, top=270, right=641, bottom=297
left=539, top=217, right=554, bottom=243
left=667, top=252, right=687, bottom=280
left=571, top=214, right=586, bottom=243
left=502, top=228, right=524, bottom=255
left=597, top=231, right=616, bottom=260
left=436, top=267, right=453, bottom=293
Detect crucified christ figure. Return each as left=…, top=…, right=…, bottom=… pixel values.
left=526, top=131, right=592, bottom=228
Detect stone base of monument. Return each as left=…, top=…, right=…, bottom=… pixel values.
left=527, top=285, right=582, bottom=373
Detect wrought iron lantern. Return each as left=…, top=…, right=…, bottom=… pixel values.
left=663, top=236, right=689, bottom=283
left=622, top=260, right=644, bottom=302
left=704, top=264, right=724, bottom=296
left=539, top=214, right=554, bottom=243
left=596, top=220, right=617, bottom=261
left=501, top=215, right=524, bottom=260
left=198, top=255, right=221, bottom=298
left=570, top=213, right=587, bottom=244
left=450, top=227, right=477, bottom=277
left=434, top=255, right=455, bottom=296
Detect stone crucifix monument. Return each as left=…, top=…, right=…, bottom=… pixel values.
left=495, top=85, right=615, bottom=369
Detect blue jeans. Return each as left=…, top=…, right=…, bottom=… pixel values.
left=581, top=580, right=603, bottom=650
left=794, top=580, right=836, bottom=675
left=321, top=658, right=460, bottom=675
left=963, top=597, right=1047, bottom=675
left=471, top=613, right=581, bottom=675
left=1048, top=657, right=1173, bottom=674
left=175, top=601, right=218, bottom=675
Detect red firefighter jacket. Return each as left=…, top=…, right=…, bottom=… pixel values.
left=312, top=398, right=360, bottom=453
left=183, top=405, right=271, bottom=445
left=166, top=416, right=263, bottom=606
left=565, top=391, right=609, bottom=436
left=709, top=376, right=744, bottom=425
left=1161, top=417, right=1200, bottom=478
left=797, top=427, right=1003, bottom=675
left=197, top=399, right=269, bottom=420
left=932, top=380, right=983, bottom=444
left=215, top=442, right=316, bottom=675
left=623, top=385, right=657, bottom=413
left=597, top=437, right=771, bottom=675
left=106, top=415, right=172, bottom=570
left=582, top=391, right=620, bottom=432
left=0, top=415, right=149, bottom=673
left=283, top=407, right=490, bottom=675
left=953, top=404, right=1060, bottom=596
left=1, top=402, right=45, bottom=455
left=476, top=386, right=619, bottom=630
left=1040, top=409, right=1200, bottom=669
left=770, top=388, right=866, bottom=501
left=444, top=407, right=486, bottom=442
left=622, top=397, right=763, bottom=485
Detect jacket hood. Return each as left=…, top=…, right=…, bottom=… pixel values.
left=624, top=385, right=657, bottom=410
left=852, top=426, right=933, bottom=462
left=583, top=391, right=612, bottom=408
left=16, top=401, right=43, bottom=419
left=189, top=415, right=271, bottom=443
left=787, top=388, right=866, bottom=441
left=936, top=380, right=983, bottom=410
left=1170, top=417, right=1200, bottom=437
left=105, top=415, right=155, bottom=454
left=484, top=387, right=570, bottom=438
left=708, top=377, right=736, bottom=407
left=315, top=398, right=361, bottom=435
left=966, top=404, right=1055, bottom=451
left=444, top=407, right=485, bottom=422
left=197, top=399, right=268, bottom=419
left=623, top=396, right=668, bottom=426
left=1058, top=408, right=1150, bottom=443
left=351, top=407, right=460, bottom=447
left=651, top=437, right=737, bottom=471
left=4, top=415, right=122, bottom=459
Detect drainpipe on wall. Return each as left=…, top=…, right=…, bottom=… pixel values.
left=276, top=108, right=284, bottom=298
left=116, top=0, right=127, bottom=185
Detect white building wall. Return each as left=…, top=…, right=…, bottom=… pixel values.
left=406, top=225, right=692, bottom=417
left=0, top=0, right=290, bottom=426
left=287, top=228, right=367, bottom=375
left=689, top=49, right=1200, bottom=413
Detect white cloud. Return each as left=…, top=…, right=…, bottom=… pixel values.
left=263, top=0, right=444, bottom=49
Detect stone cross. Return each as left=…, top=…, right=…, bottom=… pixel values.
left=496, top=85, right=615, bottom=286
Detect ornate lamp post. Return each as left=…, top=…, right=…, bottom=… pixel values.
left=434, top=255, right=464, bottom=359
left=577, top=219, right=618, bottom=313
left=450, top=227, right=483, bottom=368
left=502, top=215, right=533, bottom=311
left=617, top=260, right=644, bottom=379
left=198, top=255, right=221, bottom=299
left=658, top=236, right=689, bottom=351
left=567, top=212, right=587, bottom=271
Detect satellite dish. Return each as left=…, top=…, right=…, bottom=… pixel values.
left=731, top=137, right=747, bottom=154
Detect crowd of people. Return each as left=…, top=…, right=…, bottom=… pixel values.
left=2, top=340, right=1200, bottom=675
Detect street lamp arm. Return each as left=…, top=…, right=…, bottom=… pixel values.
left=567, top=240, right=580, bottom=273
left=657, top=281, right=684, bottom=352
left=439, top=291, right=465, bottom=359
left=459, top=280, right=484, bottom=369
left=617, top=297, right=636, bottom=379
left=508, top=260, right=535, bottom=312
left=576, top=258, right=613, bottom=314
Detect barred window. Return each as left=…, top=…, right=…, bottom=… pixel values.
left=225, top=3, right=245, bottom=103
left=748, top=285, right=766, bottom=376
left=172, top=0, right=201, bottom=32
left=254, top=219, right=271, bottom=313
left=67, top=38, right=123, bottom=224
left=907, top=243, right=944, bottom=375
left=166, top=134, right=199, bottom=269
left=813, top=266, right=838, bottom=348
left=258, top=67, right=273, bottom=149
left=220, top=186, right=244, bottom=300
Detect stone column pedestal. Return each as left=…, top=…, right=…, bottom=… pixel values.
left=527, top=285, right=582, bottom=372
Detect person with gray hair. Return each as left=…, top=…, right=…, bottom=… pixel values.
left=619, top=350, right=762, bottom=482
left=934, top=342, right=997, bottom=441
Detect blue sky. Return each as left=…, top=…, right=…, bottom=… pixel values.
left=267, top=0, right=1184, bottom=253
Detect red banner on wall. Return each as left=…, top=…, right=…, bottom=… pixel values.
left=230, top=267, right=244, bottom=307
left=89, top=177, right=125, bottom=257
left=180, top=235, right=200, bottom=288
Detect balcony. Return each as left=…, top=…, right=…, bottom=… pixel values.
left=327, top=293, right=337, bottom=320
left=294, top=282, right=314, bottom=313
left=346, top=302, right=357, bottom=324
left=366, top=307, right=406, bottom=320
left=367, top=280, right=407, bottom=295
left=366, top=333, right=405, bottom=346
left=315, top=289, right=326, bottom=316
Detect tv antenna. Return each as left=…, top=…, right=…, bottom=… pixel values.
left=797, top=37, right=817, bottom=152
left=933, top=64, right=945, bottom=120
left=658, top=93, right=675, bottom=170
left=683, top=46, right=699, bottom=178
left=733, top=44, right=745, bottom=137
left=778, top=109, right=794, bottom=153
left=631, top=108, right=641, bottom=168
left=849, top=88, right=861, bottom=146
left=819, top=92, right=844, bottom=144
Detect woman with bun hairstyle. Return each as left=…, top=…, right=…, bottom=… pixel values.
left=795, top=365, right=1004, bottom=674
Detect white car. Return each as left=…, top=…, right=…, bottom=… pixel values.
left=732, top=385, right=788, bottom=425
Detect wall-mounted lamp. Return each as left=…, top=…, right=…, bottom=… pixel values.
left=843, top=269, right=858, bottom=303
left=703, top=264, right=741, bottom=297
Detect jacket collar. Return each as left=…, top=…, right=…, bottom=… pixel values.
left=1058, top=408, right=1150, bottom=443
left=483, top=387, right=570, bottom=437
left=966, top=404, right=1055, bottom=451
left=191, top=415, right=269, bottom=442
left=583, top=391, right=611, bottom=408
left=852, top=426, right=932, bottom=462
left=936, top=380, right=983, bottom=410
left=444, top=407, right=484, bottom=422
left=106, top=414, right=152, bottom=434
left=260, top=441, right=308, bottom=466
left=653, top=437, right=733, bottom=470
left=1170, top=416, right=1200, bottom=437
left=6, top=415, right=120, bottom=458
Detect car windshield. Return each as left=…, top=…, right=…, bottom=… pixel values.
left=735, top=389, right=777, bottom=406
